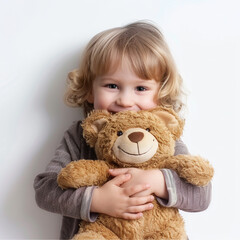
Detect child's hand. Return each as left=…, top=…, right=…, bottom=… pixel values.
left=90, top=173, right=154, bottom=220
left=109, top=168, right=168, bottom=199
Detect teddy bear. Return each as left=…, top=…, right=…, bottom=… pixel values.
left=57, top=106, right=214, bottom=240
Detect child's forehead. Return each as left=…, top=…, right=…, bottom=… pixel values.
left=102, top=56, right=133, bottom=74
left=94, top=53, right=129, bottom=76
left=91, top=45, right=162, bottom=82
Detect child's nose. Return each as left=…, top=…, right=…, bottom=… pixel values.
left=116, top=91, right=134, bottom=107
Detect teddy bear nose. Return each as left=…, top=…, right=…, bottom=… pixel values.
left=128, top=132, right=144, bottom=143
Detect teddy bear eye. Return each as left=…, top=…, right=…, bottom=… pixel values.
left=146, top=128, right=150, bottom=132
left=117, top=131, right=123, bottom=136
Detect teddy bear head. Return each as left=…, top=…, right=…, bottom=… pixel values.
left=82, top=106, right=184, bottom=168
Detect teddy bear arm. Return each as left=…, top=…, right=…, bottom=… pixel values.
left=57, top=160, right=111, bottom=189
left=163, top=155, right=214, bottom=186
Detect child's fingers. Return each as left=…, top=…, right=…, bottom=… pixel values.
left=121, top=212, right=143, bottom=220
left=127, top=202, right=154, bottom=214
left=124, top=183, right=150, bottom=197
left=109, top=168, right=132, bottom=176
left=110, top=173, right=131, bottom=186
left=120, top=202, right=154, bottom=220
left=129, top=195, right=154, bottom=206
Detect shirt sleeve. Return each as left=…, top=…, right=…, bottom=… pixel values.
left=156, top=139, right=212, bottom=212
left=33, top=121, right=98, bottom=222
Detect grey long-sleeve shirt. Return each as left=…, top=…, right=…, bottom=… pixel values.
left=33, top=121, right=212, bottom=239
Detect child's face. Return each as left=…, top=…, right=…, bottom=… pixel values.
left=87, top=59, right=160, bottom=113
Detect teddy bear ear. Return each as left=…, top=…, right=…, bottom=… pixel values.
left=82, top=110, right=110, bottom=147
left=150, top=107, right=184, bottom=140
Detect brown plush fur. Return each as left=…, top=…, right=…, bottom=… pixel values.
left=57, top=106, right=214, bottom=240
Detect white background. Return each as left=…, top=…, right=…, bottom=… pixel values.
left=0, top=0, right=239, bottom=239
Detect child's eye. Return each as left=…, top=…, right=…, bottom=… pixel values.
left=136, top=86, right=147, bottom=91
left=106, top=84, right=118, bottom=89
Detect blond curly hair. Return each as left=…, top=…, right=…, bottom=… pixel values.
left=65, top=21, right=186, bottom=116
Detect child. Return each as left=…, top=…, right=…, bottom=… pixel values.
left=34, top=21, right=212, bottom=239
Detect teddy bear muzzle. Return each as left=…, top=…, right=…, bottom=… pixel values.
left=112, top=128, right=159, bottom=164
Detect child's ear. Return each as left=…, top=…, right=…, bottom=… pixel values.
left=82, top=110, right=110, bottom=147
left=150, top=107, right=184, bottom=140
left=87, top=91, right=94, bottom=104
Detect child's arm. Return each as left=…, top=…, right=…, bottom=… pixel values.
left=109, top=139, right=212, bottom=212
left=162, top=139, right=212, bottom=211
left=34, top=121, right=99, bottom=222
left=158, top=169, right=212, bottom=211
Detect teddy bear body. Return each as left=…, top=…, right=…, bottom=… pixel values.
left=57, top=107, right=214, bottom=240
left=77, top=201, right=185, bottom=240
